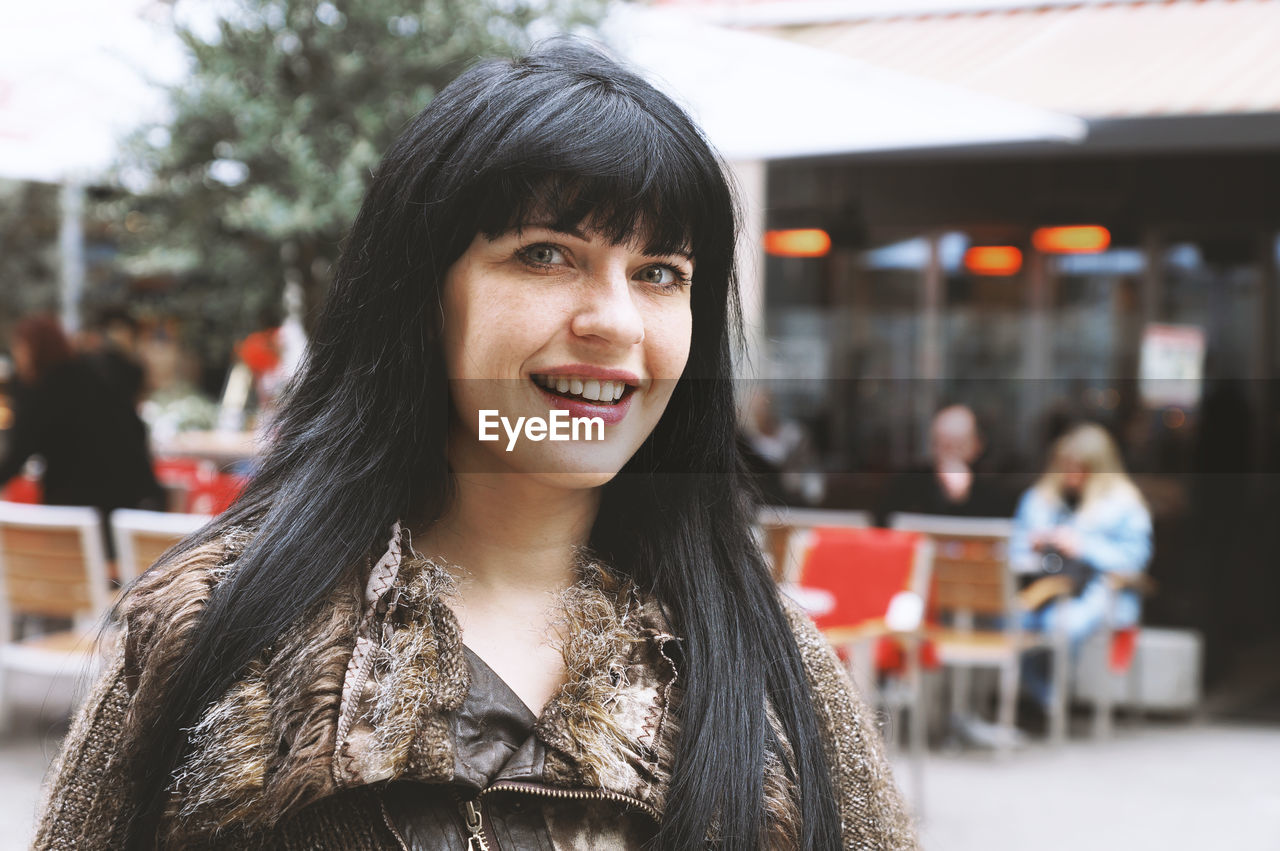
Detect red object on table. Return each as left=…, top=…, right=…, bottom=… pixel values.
left=1110, top=627, right=1138, bottom=673
left=2, top=474, right=42, bottom=504
left=184, top=472, right=247, bottom=515
left=154, top=457, right=247, bottom=515
left=154, top=457, right=207, bottom=491
left=237, top=328, right=281, bottom=375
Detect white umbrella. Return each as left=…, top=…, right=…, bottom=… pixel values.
left=0, top=0, right=184, bottom=184
left=601, top=5, right=1087, bottom=160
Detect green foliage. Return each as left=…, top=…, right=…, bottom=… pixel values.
left=108, top=0, right=602, bottom=365
left=0, top=180, right=61, bottom=339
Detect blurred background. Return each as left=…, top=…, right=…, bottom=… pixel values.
left=1, top=0, right=1278, bottom=848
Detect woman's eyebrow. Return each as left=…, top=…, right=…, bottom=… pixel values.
left=513, top=222, right=694, bottom=261
left=513, top=222, right=586, bottom=239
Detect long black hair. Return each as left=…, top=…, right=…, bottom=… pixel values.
left=126, top=41, right=841, bottom=849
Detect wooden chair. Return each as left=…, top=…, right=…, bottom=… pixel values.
left=756, top=505, right=872, bottom=583
left=0, top=501, right=112, bottom=730
left=889, top=513, right=1071, bottom=747
left=111, top=508, right=211, bottom=585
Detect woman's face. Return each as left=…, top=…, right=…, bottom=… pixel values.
left=441, top=222, right=695, bottom=488
left=1061, top=459, right=1089, bottom=492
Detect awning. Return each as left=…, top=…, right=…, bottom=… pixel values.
left=601, top=5, right=1086, bottom=161
left=748, top=0, right=1280, bottom=119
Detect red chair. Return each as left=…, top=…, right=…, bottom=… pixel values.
left=799, top=527, right=938, bottom=667
left=790, top=526, right=933, bottom=810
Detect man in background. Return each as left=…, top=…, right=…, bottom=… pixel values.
left=877, top=404, right=1014, bottom=526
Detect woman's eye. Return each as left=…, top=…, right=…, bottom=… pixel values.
left=520, top=244, right=565, bottom=266
left=637, top=265, right=688, bottom=288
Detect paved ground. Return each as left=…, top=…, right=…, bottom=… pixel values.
left=898, top=721, right=1280, bottom=851
left=3, top=707, right=1278, bottom=849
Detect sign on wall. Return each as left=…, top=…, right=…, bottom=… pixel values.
left=1139, top=323, right=1206, bottom=409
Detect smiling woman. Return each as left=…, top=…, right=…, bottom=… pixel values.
left=443, top=224, right=694, bottom=485
left=35, top=41, right=917, bottom=851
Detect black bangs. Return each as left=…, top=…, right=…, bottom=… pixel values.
left=451, top=51, right=732, bottom=262
left=475, top=170, right=700, bottom=259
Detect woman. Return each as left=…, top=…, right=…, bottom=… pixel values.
left=36, top=43, right=916, bottom=850
left=1, top=316, right=162, bottom=534
left=1011, top=422, right=1153, bottom=703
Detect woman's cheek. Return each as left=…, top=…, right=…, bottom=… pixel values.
left=652, top=309, right=693, bottom=379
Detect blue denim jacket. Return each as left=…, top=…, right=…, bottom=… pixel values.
left=1010, top=484, right=1153, bottom=628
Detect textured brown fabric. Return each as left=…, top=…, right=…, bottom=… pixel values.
left=780, top=595, right=920, bottom=850
left=33, top=530, right=919, bottom=850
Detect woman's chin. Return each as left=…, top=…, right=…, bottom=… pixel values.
left=525, top=470, right=619, bottom=490
left=492, top=442, right=634, bottom=488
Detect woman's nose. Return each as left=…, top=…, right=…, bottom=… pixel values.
left=569, top=270, right=645, bottom=347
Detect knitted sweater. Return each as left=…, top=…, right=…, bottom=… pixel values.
left=34, top=528, right=919, bottom=850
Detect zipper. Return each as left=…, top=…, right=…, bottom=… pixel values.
left=481, top=779, right=661, bottom=822
left=454, top=780, right=660, bottom=850
left=459, top=796, right=494, bottom=851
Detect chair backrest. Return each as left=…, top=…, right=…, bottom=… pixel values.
left=889, top=513, right=1015, bottom=622
left=0, top=501, right=109, bottom=624
left=797, top=526, right=931, bottom=632
left=757, top=506, right=873, bottom=583
left=111, top=509, right=212, bottom=584
left=758, top=506, right=873, bottom=530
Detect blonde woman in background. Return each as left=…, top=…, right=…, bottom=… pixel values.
left=1010, top=422, right=1153, bottom=706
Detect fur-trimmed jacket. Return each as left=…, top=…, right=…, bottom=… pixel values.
left=35, top=526, right=919, bottom=850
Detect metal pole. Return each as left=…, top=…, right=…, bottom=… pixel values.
left=58, top=180, right=86, bottom=335
left=1020, top=250, right=1051, bottom=458
left=918, top=231, right=943, bottom=460
left=729, top=159, right=767, bottom=382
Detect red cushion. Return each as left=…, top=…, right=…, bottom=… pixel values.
left=799, top=527, right=920, bottom=632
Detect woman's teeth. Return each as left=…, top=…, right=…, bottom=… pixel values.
left=533, top=374, right=628, bottom=403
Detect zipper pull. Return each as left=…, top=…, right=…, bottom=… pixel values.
left=461, top=798, right=490, bottom=851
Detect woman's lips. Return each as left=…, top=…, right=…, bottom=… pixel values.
left=533, top=381, right=634, bottom=426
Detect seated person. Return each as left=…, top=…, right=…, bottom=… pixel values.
left=1011, top=422, right=1152, bottom=706
left=877, top=404, right=1014, bottom=526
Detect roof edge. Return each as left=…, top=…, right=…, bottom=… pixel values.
left=663, top=0, right=1181, bottom=28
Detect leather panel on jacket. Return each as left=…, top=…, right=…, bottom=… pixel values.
left=452, top=645, right=543, bottom=789
left=384, top=645, right=558, bottom=849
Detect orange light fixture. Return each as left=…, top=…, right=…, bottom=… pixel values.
left=764, top=228, right=831, bottom=258
left=1032, top=225, right=1110, bottom=254
left=963, top=246, right=1022, bottom=276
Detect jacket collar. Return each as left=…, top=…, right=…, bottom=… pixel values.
left=332, top=524, right=684, bottom=805
left=141, top=525, right=686, bottom=842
